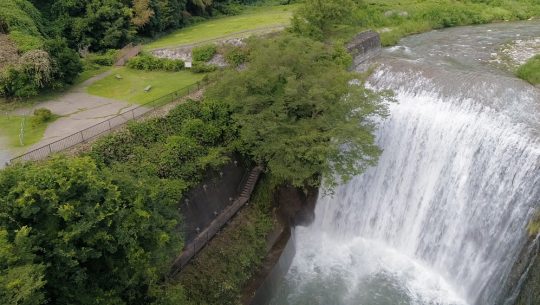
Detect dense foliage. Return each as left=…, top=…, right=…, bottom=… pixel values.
left=0, top=157, right=183, bottom=305
left=206, top=33, right=391, bottom=188
left=222, top=44, right=250, bottom=67
left=127, top=54, right=185, bottom=71
left=90, top=99, right=235, bottom=187
left=0, top=99, right=239, bottom=304
left=30, top=107, right=54, bottom=126
left=192, top=44, right=218, bottom=62
left=0, top=0, right=272, bottom=99
left=516, top=54, right=540, bottom=85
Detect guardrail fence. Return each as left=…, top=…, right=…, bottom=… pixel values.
left=10, top=80, right=205, bottom=164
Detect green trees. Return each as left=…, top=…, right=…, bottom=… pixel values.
left=0, top=157, right=183, bottom=305
left=40, top=0, right=133, bottom=51
left=206, top=34, right=391, bottom=188
left=0, top=37, right=82, bottom=98
left=45, top=38, right=83, bottom=85
left=0, top=1, right=82, bottom=99
left=0, top=227, right=46, bottom=305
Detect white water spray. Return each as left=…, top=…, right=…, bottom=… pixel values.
left=271, top=52, right=539, bottom=305
left=269, top=22, right=540, bottom=305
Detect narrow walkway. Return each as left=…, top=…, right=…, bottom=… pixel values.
left=10, top=70, right=141, bottom=154
left=170, top=166, right=264, bottom=276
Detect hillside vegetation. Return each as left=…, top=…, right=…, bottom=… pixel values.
left=1, top=0, right=540, bottom=305
left=0, top=0, right=283, bottom=100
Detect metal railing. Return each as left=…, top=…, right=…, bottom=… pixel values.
left=10, top=80, right=205, bottom=163
left=170, top=166, right=263, bottom=277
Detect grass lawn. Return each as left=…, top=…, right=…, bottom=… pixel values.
left=74, top=65, right=111, bottom=85
left=86, top=67, right=205, bottom=104
left=516, top=54, right=540, bottom=85
left=144, top=4, right=298, bottom=50
left=0, top=115, right=53, bottom=148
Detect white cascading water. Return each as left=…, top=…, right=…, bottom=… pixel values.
left=269, top=22, right=540, bottom=305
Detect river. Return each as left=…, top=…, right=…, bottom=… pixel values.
left=267, top=21, right=540, bottom=305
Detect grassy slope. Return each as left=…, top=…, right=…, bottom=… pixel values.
left=330, top=0, right=540, bottom=46
left=86, top=67, right=204, bottom=104
left=516, top=54, right=540, bottom=85
left=144, top=4, right=298, bottom=50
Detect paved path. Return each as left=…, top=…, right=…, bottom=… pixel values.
left=9, top=70, right=144, bottom=157
left=0, top=137, right=11, bottom=167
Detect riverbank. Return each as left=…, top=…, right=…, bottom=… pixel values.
left=516, top=54, right=540, bottom=85
left=330, top=0, right=540, bottom=46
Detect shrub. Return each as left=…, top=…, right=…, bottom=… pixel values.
left=192, top=44, right=217, bottom=62
left=31, top=108, right=53, bottom=126
left=161, top=58, right=185, bottom=71
left=90, top=130, right=136, bottom=164
left=86, top=49, right=119, bottom=66
left=223, top=45, right=249, bottom=67
left=0, top=67, right=40, bottom=98
left=127, top=54, right=184, bottom=71
left=190, top=61, right=217, bottom=73
left=516, top=54, right=540, bottom=85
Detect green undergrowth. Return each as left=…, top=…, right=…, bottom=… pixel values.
left=330, top=0, right=540, bottom=46
left=176, top=175, right=275, bottom=305
left=516, top=55, right=540, bottom=85
left=89, top=99, right=236, bottom=194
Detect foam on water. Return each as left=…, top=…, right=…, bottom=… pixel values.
left=268, top=21, right=540, bottom=305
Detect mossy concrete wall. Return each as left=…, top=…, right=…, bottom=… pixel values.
left=346, top=30, right=381, bottom=68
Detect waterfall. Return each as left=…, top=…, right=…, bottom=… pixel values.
left=267, top=22, right=540, bottom=305
left=269, top=64, right=540, bottom=305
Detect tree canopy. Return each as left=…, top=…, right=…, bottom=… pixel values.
left=0, top=157, right=183, bottom=305
left=206, top=34, right=391, bottom=188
